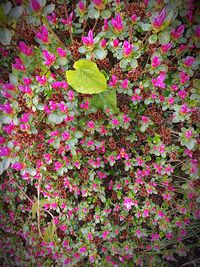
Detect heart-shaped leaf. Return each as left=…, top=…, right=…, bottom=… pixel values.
left=91, top=90, right=119, bottom=114
left=66, top=59, right=107, bottom=94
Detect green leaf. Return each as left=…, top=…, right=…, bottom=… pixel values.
left=47, top=113, right=66, bottom=124
left=91, top=90, right=119, bottom=114
left=78, top=46, right=86, bottom=53
left=101, top=9, right=111, bottom=19
left=9, top=6, right=23, bottom=19
left=66, top=59, right=107, bottom=94
left=31, top=199, right=49, bottom=219
left=57, top=58, right=67, bottom=66
left=88, top=8, right=100, bottom=19
left=120, top=58, right=129, bottom=68
left=3, top=2, right=12, bottom=15
left=193, top=79, right=200, bottom=89
left=44, top=221, right=56, bottom=242
left=93, top=48, right=107, bottom=60
left=43, top=4, right=55, bottom=15
left=0, top=28, right=12, bottom=45
left=130, top=58, right=138, bottom=68
left=140, top=23, right=152, bottom=31
left=148, top=34, right=157, bottom=44
left=0, top=6, right=7, bottom=24
left=158, top=31, right=170, bottom=44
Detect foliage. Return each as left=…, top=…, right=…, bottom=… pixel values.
left=0, top=0, right=200, bottom=266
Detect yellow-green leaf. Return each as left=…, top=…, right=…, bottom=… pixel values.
left=66, top=59, right=107, bottom=94
left=43, top=221, right=56, bottom=242
left=31, top=199, right=49, bottom=219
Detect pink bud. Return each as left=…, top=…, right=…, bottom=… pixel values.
left=101, top=39, right=107, bottom=48
left=30, top=0, right=41, bottom=13
left=113, top=38, right=119, bottom=48
left=131, top=14, right=137, bottom=23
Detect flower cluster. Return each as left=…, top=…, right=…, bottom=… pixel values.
left=0, top=0, right=199, bottom=266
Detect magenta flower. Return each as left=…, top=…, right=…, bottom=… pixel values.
left=62, top=12, right=73, bottom=26
left=111, top=13, right=124, bottom=33
left=151, top=56, right=161, bottom=68
left=79, top=246, right=87, bottom=253
left=43, top=50, right=56, bottom=66
left=82, top=30, right=94, bottom=47
left=152, top=8, right=167, bottom=29
left=18, top=42, right=33, bottom=56
left=117, top=148, right=129, bottom=160
left=93, top=0, right=103, bottom=6
left=179, top=71, right=190, bottom=84
left=168, top=97, right=174, bottom=105
left=47, top=12, right=57, bottom=24
left=20, top=124, right=30, bottom=131
left=185, top=130, right=193, bottom=139
left=30, top=0, right=41, bottom=13
left=160, top=43, right=172, bottom=53
left=36, top=75, right=47, bottom=85
left=62, top=131, right=71, bottom=141
left=57, top=47, right=67, bottom=57
left=36, top=26, right=49, bottom=43
left=151, top=73, right=166, bottom=88
left=123, top=40, right=133, bottom=57
left=12, top=58, right=26, bottom=71
left=102, top=230, right=109, bottom=239
left=18, top=85, right=32, bottom=95
left=0, top=147, right=11, bottom=157
left=101, top=38, right=107, bottom=48
left=78, top=1, right=85, bottom=13
left=142, top=209, right=149, bottom=217
left=113, top=38, right=119, bottom=48
left=131, top=14, right=137, bottom=23
left=141, top=116, right=150, bottom=123
left=12, top=162, right=25, bottom=170
left=195, top=25, right=200, bottom=38
left=123, top=198, right=134, bottom=210
left=184, top=56, right=195, bottom=67
left=171, top=24, right=185, bottom=39
left=121, top=79, right=129, bottom=89
left=103, top=19, right=108, bottom=31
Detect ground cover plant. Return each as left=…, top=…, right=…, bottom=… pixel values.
left=0, top=0, right=200, bottom=266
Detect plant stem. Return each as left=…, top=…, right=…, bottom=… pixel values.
left=37, top=177, right=44, bottom=240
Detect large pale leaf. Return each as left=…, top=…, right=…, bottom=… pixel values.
left=91, top=90, right=119, bottom=114
left=43, top=221, right=57, bottom=242
left=66, top=59, right=107, bottom=94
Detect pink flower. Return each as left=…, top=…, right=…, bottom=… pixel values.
left=12, top=58, right=26, bottom=71
left=152, top=8, right=167, bottom=29
left=171, top=24, right=185, bottom=39
left=101, top=38, right=107, bottom=48
left=171, top=84, right=178, bottom=91
left=18, top=42, right=33, bottom=56
left=57, top=47, right=67, bottom=57
left=78, top=1, right=85, bottom=13
left=185, top=130, right=193, bottom=139
left=178, top=90, right=187, bottom=99
left=117, top=148, right=129, bottom=160
left=103, top=19, right=108, bottom=31
left=141, top=116, right=149, bottom=123
left=179, top=71, right=190, bottom=84
left=142, top=209, right=149, bottom=217
left=62, top=12, right=73, bottom=26
left=47, top=12, right=57, bottom=24
left=168, top=97, right=174, bottom=105
left=123, top=198, right=134, bottom=210
left=79, top=246, right=87, bottom=253
left=179, top=103, right=191, bottom=114
left=131, top=14, right=137, bottom=23
left=93, top=0, right=103, bottom=6
left=23, top=77, right=32, bottom=86
left=151, top=233, right=160, bottom=241
left=109, top=75, right=118, bottom=87
left=184, top=56, right=195, bottom=67
left=111, top=13, right=124, bottom=33
left=123, top=40, right=133, bottom=56
left=36, top=75, right=47, bottom=85
left=30, top=0, right=41, bottom=13
left=151, top=73, right=166, bottom=88
left=12, top=162, right=25, bottom=170
left=97, top=171, right=107, bottom=179
left=20, top=124, right=30, bottom=131
left=151, top=56, right=161, bottom=68
left=82, top=30, right=94, bottom=47
left=18, top=85, right=33, bottom=95
left=111, top=118, right=119, bottom=125
left=20, top=113, right=30, bottom=123
left=62, top=131, right=70, bottom=141
left=102, top=230, right=109, bottom=239
left=87, top=121, right=95, bottom=129
left=160, top=43, right=172, bottom=53
left=121, top=79, right=129, bottom=89
left=0, top=147, right=11, bottom=157
left=36, top=26, right=49, bottom=43
left=113, top=38, right=119, bottom=48
left=43, top=50, right=56, bottom=66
